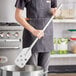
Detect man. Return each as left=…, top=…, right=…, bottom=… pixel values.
left=15, top=0, right=57, bottom=76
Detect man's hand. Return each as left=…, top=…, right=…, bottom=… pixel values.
left=51, top=8, right=61, bottom=17
left=51, top=8, right=57, bottom=16
left=15, top=8, right=44, bottom=39
left=32, top=29, right=44, bottom=39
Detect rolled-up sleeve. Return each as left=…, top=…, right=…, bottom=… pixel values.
left=51, top=0, right=57, bottom=8
left=15, top=0, right=26, bottom=10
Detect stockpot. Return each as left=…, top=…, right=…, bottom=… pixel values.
left=0, top=65, right=44, bottom=76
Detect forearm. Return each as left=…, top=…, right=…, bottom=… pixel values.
left=15, top=13, right=36, bottom=34
left=15, top=8, right=44, bottom=39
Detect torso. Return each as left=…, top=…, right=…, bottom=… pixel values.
left=23, top=0, right=54, bottom=52
left=26, top=0, right=52, bottom=18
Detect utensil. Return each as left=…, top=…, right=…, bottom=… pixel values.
left=15, top=4, right=62, bottom=68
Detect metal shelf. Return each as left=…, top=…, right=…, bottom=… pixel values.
left=50, top=54, right=76, bottom=58
left=53, top=19, right=76, bottom=23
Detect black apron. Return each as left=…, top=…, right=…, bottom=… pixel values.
left=23, top=0, right=54, bottom=52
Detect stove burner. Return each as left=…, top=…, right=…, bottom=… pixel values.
left=0, top=23, right=8, bottom=26
left=0, top=23, right=20, bottom=26
left=8, top=23, right=20, bottom=26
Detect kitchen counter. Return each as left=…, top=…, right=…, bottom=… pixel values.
left=48, top=73, right=76, bottom=76
left=53, top=19, right=76, bottom=23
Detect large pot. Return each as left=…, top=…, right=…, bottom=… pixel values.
left=0, top=65, right=44, bottom=76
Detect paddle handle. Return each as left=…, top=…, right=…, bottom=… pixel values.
left=30, top=4, right=62, bottom=50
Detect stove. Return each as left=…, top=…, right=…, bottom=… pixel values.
left=0, top=23, right=23, bottom=67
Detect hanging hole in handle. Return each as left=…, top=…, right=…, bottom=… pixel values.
left=21, top=59, right=23, bottom=61
left=17, top=59, right=19, bottom=62
left=20, top=55, right=22, bottom=57
left=21, top=63, right=24, bottom=66
left=25, top=59, right=27, bottom=61
left=38, top=71, right=47, bottom=76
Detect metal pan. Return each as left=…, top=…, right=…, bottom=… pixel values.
left=0, top=65, right=44, bottom=76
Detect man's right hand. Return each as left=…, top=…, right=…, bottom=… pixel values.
left=32, top=29, right=44, bottom=39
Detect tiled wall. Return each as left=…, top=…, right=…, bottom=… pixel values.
left=50, top=0, right=76, bottom=65
left=53, top=0, right=76, bottom=38
left=51, top=22, right=76, bottom=65
left=53, top=23, right=76, bottom=38
left=57, top=0, right=76, bottom=4
left=50, top=57, right=76, bottom=65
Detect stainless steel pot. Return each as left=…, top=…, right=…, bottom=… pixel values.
left=0, top=65, right=44, bottom=76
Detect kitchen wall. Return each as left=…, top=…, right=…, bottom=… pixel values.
left=53, top=23, right=76, bottom=38
left=57, top=0, right=76, bottom=5
left=50, top=57, right=76, bottom=65
left=0, top=0, right=76, bottom=66
left=51, top=22, right=76, bottom=65
left=0, top=0, right=26, bottom=23
left=53, top=0, right=76, bottom=37
left=50, top=0, right=76, bottom=65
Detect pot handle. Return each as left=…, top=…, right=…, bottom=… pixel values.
left=39, top=71, right=48, bottom=76
left=0, top=68, right=2, bottom=76
left=43, top=71, right=48, bottom=75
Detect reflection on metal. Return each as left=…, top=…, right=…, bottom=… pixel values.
left=0, top=56, right=8, bottom=63
left=0, top=65, right=43, bottom=76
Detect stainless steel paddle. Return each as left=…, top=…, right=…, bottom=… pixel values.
left=15, top=4, right=62, bottom=68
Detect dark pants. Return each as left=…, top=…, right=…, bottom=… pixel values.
left=26, top=52, right=50, bottom=76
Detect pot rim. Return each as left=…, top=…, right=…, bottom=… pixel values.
left=0, top=65, right=43, bottom=72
